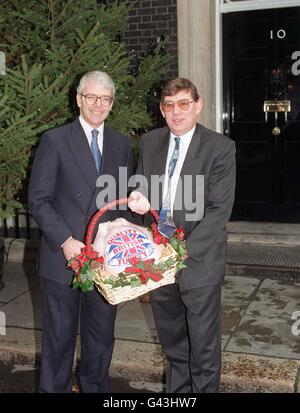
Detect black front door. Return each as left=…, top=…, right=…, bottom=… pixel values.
left=223, top=6, right=300, bottom=222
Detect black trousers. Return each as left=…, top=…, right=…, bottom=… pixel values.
left=150, top=282, right=222, bottom=393
left=39, top=278, right=117, bottom=393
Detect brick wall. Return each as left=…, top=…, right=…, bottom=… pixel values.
left=107, top=0, right=178, bottom=78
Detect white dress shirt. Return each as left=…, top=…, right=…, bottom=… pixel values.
left=162, top=126, right=195, bottom=214
left=79, top=115, right=104, bottom=154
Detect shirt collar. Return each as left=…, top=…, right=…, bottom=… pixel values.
left=170, top=125, right=196, bottom=147
left=79, top=115, right=104, bottom=142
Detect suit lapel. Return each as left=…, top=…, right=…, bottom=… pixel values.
left=179, top=124, right=202, bottom=177
left=152, top=130, right=170, bottom=176
left=67, top=119, right=98, bottom=191
left=150, top=130, right=170, bottom=210
left=101, top=125, right=118, bottom=175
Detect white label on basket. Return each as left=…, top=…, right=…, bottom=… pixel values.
left=105, top=228, right=155, bottom=267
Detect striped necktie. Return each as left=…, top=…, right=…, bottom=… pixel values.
left=158, top=137, right=180, bottom=238
left=91, top=129, right=102, bottom=173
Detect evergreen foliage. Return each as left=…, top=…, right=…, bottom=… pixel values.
left=0, top=0, right=171, bottom=218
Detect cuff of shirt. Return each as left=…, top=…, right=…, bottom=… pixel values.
left=61, top=236, right=73, bottom=249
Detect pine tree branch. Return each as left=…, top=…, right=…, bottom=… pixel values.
left=65, top=21, right=101, bottom=75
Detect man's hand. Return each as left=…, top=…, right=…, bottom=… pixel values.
left=128, top=191, right=150, bottom=215
left=62, top=238, right=85, bottom=261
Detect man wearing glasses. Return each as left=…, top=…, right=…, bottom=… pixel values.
left=28, top=71, right=133, bottom=393
left=129, top=77, right=236, bottom=393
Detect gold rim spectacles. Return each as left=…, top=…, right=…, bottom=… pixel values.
left=161, top=99, right=194, bottom=112
left=81, top=94, right=113, bottom=107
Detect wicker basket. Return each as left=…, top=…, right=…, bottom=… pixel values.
left=85, top=198, right=178, bottom=305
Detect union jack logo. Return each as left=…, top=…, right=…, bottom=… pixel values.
left=106, top=230, right=155, bottom=267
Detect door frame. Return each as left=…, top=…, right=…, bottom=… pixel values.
left=214, top=0, right=300, bottom=133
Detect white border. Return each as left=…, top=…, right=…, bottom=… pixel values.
left=221, top=0, right=300, bottom=13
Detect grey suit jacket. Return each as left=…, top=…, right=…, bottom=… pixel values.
left=28, top=118, right=133, bottom=285
left=136, top=123, right=236, bottom=289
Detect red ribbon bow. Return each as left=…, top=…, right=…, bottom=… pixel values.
left=124, top=258, right=163, bottom=284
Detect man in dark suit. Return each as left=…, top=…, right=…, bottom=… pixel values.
left=129, top=77, right=236, bottom=393
left=28, top=70, right=133, bottom=393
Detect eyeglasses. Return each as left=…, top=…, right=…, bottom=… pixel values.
left=81, top=94, right=113, bottom=107
left=161, top=99, right=194, bottom=112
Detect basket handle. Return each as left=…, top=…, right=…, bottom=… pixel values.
left=85, top=197, right=159, bottom=246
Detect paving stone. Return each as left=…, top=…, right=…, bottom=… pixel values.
left=0, top=262, right=39, bottom=304
left=221, top=276, right=261, bottom=346
left=246, top=279, right=300, bottom=321
left=0, top=285, right=42, bottom=330
left=222, top=276, right=261, bottom=302
left=115, top=299, right=159, bottom=343
left=226, top=314, right=300, bottom=359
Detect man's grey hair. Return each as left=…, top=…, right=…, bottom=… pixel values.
left=77, top=70, right=116, bottom=99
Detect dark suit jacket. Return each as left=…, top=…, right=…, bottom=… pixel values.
left=28, top=118, right=133, bottom=285
left=136, top=123, right=236, bottom=290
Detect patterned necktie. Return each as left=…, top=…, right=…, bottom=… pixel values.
left=158, top=137, right=180, bottom=238
left=91, top=129, right=102, bottom=173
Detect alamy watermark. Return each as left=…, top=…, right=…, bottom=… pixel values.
left=0, top=51, right=5, bottom=75
left=291, top=51, right=300, bottom=76
left=95, top=167, right=205, bottom=222
left=0, top=311, right=6, bottom=336
left=291, top=311, right=300, bottom=336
